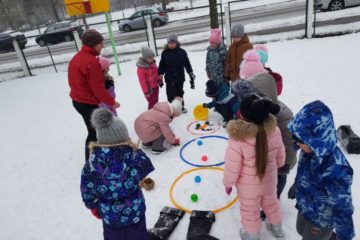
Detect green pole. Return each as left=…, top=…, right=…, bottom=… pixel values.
left=105, top=12, right=121, bottom=76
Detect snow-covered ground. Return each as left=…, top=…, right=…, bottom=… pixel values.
left=0, top=32, right=359, bottom=240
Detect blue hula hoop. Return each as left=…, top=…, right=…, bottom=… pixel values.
left=179, top=135, right=228, bottom=167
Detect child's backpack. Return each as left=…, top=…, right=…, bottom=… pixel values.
left=265, top=67, right=283, bottom=96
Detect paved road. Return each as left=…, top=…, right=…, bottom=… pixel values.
left=0, top=1, right=359, bottom=66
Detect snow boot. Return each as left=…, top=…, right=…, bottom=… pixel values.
left=337, top=125, right=360, bottom=154
left=186, top=210, right=219, bottom=240
left=147, top=206, right=185, bottom=240
left=266, top=222, right=286, bottom=240
left=239, top=228, right=260, bottom=240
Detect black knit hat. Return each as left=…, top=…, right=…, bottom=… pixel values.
left=81, top=29, right=104, bottom=48
left=240, top=93, right=280, bottom=125
left=205, top=80, right=219, bottom=97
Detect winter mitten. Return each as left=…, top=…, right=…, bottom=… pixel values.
left=173, top=138, right=180, bottom=146
left=148, top=206, right=185, bottom=240
left=288, top=183, right=295, bottom=200
left=158, top=79, right=164, bottom=88
left=189, top=73, right=196, bottom=89
left=90, top=208, right=101, bottom=219
left=203, top=103, right=208, bottom=108
left=186, top=210, right=218, bottom=240
left=225, top=187, right=232, bottom=196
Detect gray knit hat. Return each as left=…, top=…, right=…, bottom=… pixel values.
left=231, top=23, right=245, bottom=38
left=167, top=33, right=178, bottom=43
left=141, top=47, right=155, bottom=59
left=91, top=108, right=129, bottom=144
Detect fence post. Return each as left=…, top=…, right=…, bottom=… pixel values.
left=12, top=38, right=31, bottom=76
left=224, top=5, right=231, bottom=47
left=146, top=18, right=156, bottom=56
left=306, top=0, right=314, bottom=38
left=73, top=30, right=82, bottom=51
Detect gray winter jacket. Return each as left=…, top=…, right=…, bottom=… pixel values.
left=248, top=73, right=297, bottom=171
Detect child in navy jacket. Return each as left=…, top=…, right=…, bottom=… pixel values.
left=158, top=33, right=195, bottom=113
left=81, top=108, right=154, bottom=240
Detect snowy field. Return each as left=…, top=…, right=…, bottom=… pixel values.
left=0, top=32, right=359, bottom=240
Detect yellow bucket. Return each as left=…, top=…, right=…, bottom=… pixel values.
left=193, top=104, right=209, bottom=120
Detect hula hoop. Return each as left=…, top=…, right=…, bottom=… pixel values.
left=186, top=120, right=221, bottom=136
left=180, top=135, right=228, bottom=167
left=169, top=167, right=238, bottom=214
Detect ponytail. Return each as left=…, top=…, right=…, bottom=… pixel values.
left=255, top=124, right=268, bottom=180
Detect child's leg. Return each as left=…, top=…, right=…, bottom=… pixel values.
left=296, top=212, right=333, bottom=240
left=277, top=164, right=290, bottom=198
left=148, top=87, right=159, bottom=109
left=261, top=193, right=282, bottom=225
left=152, top=135, right=167, bottom=151
left=103, top=218, right=147, bottom=240
left=240, top=195, right=262, bottom=234
left=166, top=82, right=177, bottom=103
left=214, top=104, right=233, bottom=122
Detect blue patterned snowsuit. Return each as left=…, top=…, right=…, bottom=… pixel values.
left=206, top=43, right=227, bottom=85
left=81, top=144, right=154, bottom=227
left=288, top=100, right=354, bottom=240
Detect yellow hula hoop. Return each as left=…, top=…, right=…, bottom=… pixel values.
left=169, top=167, right=239, bottom=214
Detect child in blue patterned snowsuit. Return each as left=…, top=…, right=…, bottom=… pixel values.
left=81, top=108, right=154, bottom=240
left=288, top=100, right=354, bottom=240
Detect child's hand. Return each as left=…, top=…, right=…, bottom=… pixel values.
left=173, top=138, right=180, bottom=146
left=113, top=101, right=121, bottom=109
left=158, top=79, right=164, bottom=88
left=189, top=73, right=195, bottom=89
left=202, top=103, right=208, bottom=108
left=145, top=92, right=151, bottom=98
left=90, top=208, right=101, bottom=219
left=225, top=187, right=232, bottom=196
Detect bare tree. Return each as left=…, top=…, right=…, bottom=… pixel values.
left=209, top=0, right=219, bottom=28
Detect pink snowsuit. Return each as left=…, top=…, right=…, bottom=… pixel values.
left=134, top=102, right=177, bottom=145
left=223, top=115, right=285, bottom=234
left=136, top=58, right=161, bottom=109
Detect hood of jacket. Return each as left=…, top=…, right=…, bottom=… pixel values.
left=288, top=100, right=338, bottom=157
left=227, top=114, right=277, bottom=141
left=248, top=72, right=278, bottom=104
left=153, top=101, right=173, bottom=117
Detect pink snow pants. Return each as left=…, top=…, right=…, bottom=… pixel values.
left=239, top=193, right=282, bottom=234
left=145, top=87, right=159, bottom=109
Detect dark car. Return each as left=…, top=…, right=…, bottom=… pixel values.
left=0, top=31, right=27, bottom=53
left=35, top=21, right=84, bottom=47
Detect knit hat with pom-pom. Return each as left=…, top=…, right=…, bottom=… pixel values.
left=240, top=93, right=280, bottom=125
left=97, top=55, right=111, bottom=71
left=209, top=28, right=222, bottom=44
left=91, top=108, right=129, bottom=144
left=254, top=44, right=268, bottom=65
left=239, top=49, right=267, bottom=80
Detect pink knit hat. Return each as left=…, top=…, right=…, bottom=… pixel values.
left=98, top=55, right=111, bottom=70
left=209, top=28, right=222, bottom=44
left=239, top=49, right=267, bottom=80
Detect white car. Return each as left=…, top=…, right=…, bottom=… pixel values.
left=118, top=7, right=169, bottom=32
left=315, top=0, right=360, bottom=11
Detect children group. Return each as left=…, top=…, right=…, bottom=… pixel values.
left=68, top=25, right=354, bottom=240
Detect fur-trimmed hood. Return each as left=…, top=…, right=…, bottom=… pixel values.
left=227, top=114, right=277, bottom=141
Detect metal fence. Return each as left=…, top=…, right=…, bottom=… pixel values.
left=1, top=0, right=360, bottom=81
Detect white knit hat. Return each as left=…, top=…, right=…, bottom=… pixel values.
left=170, top=98, right=182, bottom=116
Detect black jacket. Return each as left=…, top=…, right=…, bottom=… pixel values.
left=158, top=45, right=193, bottom=83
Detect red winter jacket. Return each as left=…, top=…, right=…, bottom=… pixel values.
left=136, top=58, right=160, bottom=94
left=68, top=45, right=115, bottom=106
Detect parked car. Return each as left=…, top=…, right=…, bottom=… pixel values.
left=35, top=21, right=84, bottom=47
left=118, top=7, right=169, bottom=32
left=315, top=0, right=360, bottom=11
left=0, top=30, right=27, bottom=53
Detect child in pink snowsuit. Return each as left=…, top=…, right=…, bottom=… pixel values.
left=97, top=55, right=117, bottom=116
left=223, top=93, right=286, bottom=240
left=137, top=47, right=163, bottom=109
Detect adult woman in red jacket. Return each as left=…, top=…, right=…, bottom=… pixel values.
left=68, top=29, right=120, bottom=161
